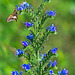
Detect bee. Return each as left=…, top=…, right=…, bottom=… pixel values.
left=6, top=9, right=18, bottom=22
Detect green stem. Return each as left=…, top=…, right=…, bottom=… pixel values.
left=38, top=50, right=39, bottom=75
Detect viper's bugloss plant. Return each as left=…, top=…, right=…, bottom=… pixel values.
left=8, top=0, right=68, bottom=75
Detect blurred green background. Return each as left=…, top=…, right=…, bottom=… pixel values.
left=0, top=0, right=75, bottom=75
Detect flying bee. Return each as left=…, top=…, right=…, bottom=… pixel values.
left=6, top=9, right=18, bottom=22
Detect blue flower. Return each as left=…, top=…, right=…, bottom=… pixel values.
left=19, top=2, right=29, bottom=9
left=46, top=10, right=49, bottom=14
left=46, top=26, right=50, bottom=31
left=21, top=2, right=27, bottom=9
left=52, top=60, right=57, bottom=67
left=41, top=53, right=46, bottom=60
left=50, top=47, right=58, bottom=54
left=49, top=70, right=54, bottom=74
left=20, top=4, right=25, bottom=9
left=47, top=61, right=52, bottom=68
left=22, top=64, right=30, bottom=71
left=12, top=70, right=23, bottom=75
left=46, top=24, right=56, bottom=32
left=41, top=54, right=43, bottom=57
left=12, top=71, right=16, bottom=75
left=16, top=5, right=23, bottom=11
left=61, top=69, right=68, bottom=75
left=58, top=71, right=61, bottom=75
left=22, top=40, right=29, bottom=47
left=25, top=2, right=29, bottom=8
left=50, top=24, right=56, bottom=32
left=58, top=69, right=68, bottom=75
left=46, top=10, right=55, bottom=16
left=20, top=71, right=23, bottom=75
left=48, top=10, right=55, bottom=16
left=29, top=4, right=32, bottom=8
left=25, top=22, right=33, bottom=28
left=23, top=2, right=32, bottom=9
left=27, top=33, right=34, bottom=41
left=16, top=49, right=24, bottom=55
left=22, top=2, right=29, bottom=8
left=23, top=2, right=28, bottom=5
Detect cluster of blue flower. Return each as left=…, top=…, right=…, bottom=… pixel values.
left=12, top=68, right=68, bottom=75
left=17, top=2, right=32, bottom=11
left=16, top=33, right=34, bottom=55
left=46, top=10, right=56, bottom=16
left=22, top=63, right=30, bottom=71
left=47, top=24, right=56, bottom=32
left=24, top=21, right=34, bottom=28
left=16, top=49, right=24, bottom=55
left=41, top=48, right=57, bottom=60
left=12, top=71, right=23, bottom=75
left=58, top=69, right=68, bottom=75
left=41, top=47, right=68, bottom=75
left=12, top=63, right=31, bottom=75
left=41, top=48, right=57, bottom=69
left=47, top=60, right=57, bottom=68
left=49, top=69, right=68, bottom=75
